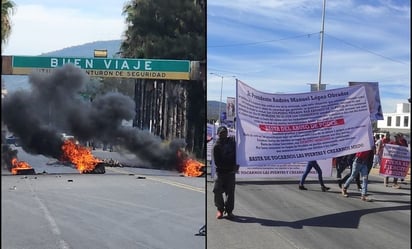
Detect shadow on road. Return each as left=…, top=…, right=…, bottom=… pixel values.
left=227, top=204, right=411, bottom=229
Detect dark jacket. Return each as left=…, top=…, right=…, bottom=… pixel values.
left=213, top=136, right=236, bottom=173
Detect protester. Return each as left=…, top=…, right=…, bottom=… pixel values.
left=396, top=133, right=408, bottom=147
left=373, top=134, right=383, bottom=168
left=299, top=160, right=330, bottom=192
left=384, top=133, right=409, bottom=188
left=337, top=153, right=361, bottom=190
left=397, top=133, right=408, bottom=185
left=341, top=150, right=374, bottom=201
left=212, top=126, right=239, bottom=219
left=335, top=155, right=348, bottom=179
left=376, top=133, right=395, bottom=187
left=336, top=153, right=356, bottom=179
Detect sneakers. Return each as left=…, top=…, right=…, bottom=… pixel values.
left=321, top=186, right=330, bottom=192
left=392, top=184, right=401, bottom=189
left=361, top=195, right=371, bottom=202
left=341, top=188, right=348, bottom=197
left=217, top=210, right=235, bottom=219
left=298, top=185, right=307, bottom=190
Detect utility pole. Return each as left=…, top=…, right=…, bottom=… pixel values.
left=317, top=0, right=326, bottom=91
left=210, top=73, right=236, bottom=124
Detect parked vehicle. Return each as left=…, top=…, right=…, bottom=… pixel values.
left=60, top=133, right=79, bottom=144
left=6, top=135, right=21, bottom=147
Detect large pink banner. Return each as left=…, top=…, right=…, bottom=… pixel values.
left=379, top=144, right=410, bottom=178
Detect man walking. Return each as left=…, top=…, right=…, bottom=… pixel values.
left=213, top=126, right=238, bottom=219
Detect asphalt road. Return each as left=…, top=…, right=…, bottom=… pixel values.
left=3, top=145, right=410, bottom=249
left=206, top=169, right=411, bottom=249
left=2, top=146, right=205, bottom=249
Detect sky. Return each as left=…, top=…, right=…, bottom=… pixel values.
left=2, top=0, right=410, bottom=114
left=207, top=0, right=411, bottom=113
left=2, top=0, right=126, bottom=56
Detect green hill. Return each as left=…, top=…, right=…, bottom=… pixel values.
left=40, top=40, right=122, bottom=57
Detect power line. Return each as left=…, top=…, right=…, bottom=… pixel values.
left=207, top=68, right=239, bottom=76
left=324, top=33, right=408, bottom=66
left=208, top=32, right=319, bottom=48
left=208, top=31, right=408, bottom=66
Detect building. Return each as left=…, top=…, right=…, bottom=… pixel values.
left=377, top=103, right=410, bottom=141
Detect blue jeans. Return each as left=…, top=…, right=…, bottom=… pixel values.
left=343, top=158, right=369, bottom=196
left=299, top=161, right=325, bottom=186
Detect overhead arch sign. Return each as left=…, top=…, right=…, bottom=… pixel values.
left=2, top=55, right=191, bottom=80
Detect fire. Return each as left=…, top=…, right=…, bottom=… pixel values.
left=61, top=140, right=101, bottom=173
left=177, top=150, right=204, bottom=177
left=182, top=158, right=205, bottom=177
left=10, top=158, right=33, bottom=175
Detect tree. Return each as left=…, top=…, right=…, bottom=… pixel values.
left=120, top=0, right=205, bottom=158
left=121, top=0, right=205, bottom=60
left=1, top=0, right=16, bottom=50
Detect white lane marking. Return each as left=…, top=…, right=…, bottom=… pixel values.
left=27, top=180, right=71, bottom=249
left=146, top=176, right=205, bottom=193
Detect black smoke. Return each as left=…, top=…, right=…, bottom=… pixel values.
left=2, top=64, right=185, bottom=169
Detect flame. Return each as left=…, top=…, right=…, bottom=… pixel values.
left=10, top=158, right=33, bottom=175
left=177, top=150, right=204, bottom=177
left=61, top=140, right=101, bottom=173
left=182, top=158, right=204, bottom=177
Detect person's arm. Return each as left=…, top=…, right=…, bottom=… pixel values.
left=213, top=145, right=223, bottom=167
left=375, top=141, right=382, bottom=154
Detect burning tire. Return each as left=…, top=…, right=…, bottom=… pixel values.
left=14, top=168, right=36, bottom=175
left=83, top=163, right=105, bottom=174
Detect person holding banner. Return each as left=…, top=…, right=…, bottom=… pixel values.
left=341, top=150, right=373, bottom=201
left=373, top=134, right=383, bottom=168
left=212, top=126, right=239, bottom=219
left=394, top=133, right=408, bottom=147
left=298, top=161, right=330, bottom=192
left=384, top=133, right=408, bottom=188
left=377, top=133, right=394, bottom=187
left=396, top=133, right=408, bottom=185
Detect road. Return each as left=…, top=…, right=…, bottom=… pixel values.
left=206, top=168, right=410, bottom=249
left=2, top=146, right=205, bottom=249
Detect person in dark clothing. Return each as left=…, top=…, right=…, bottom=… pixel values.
left=336, top=154, right=355, bottom=179
left=298, top=160, right=330, bottom=192
left=213, top=126, right=238, bottom=219
left=335, top=156, right=346, bottom=179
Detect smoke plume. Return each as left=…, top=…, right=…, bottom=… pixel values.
left=2, top=64, right=185, bottom=169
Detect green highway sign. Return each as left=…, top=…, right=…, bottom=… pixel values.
left=10, top=56, right=191, bottom=80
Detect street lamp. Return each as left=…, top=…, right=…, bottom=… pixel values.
left=209, top=73, right=236, bottom=124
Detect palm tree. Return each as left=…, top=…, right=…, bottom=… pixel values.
left=120, top=0, right=205, bottom=157
left=1, top=0, right=16, bottom=49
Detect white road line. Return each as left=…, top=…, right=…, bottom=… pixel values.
left=146, top=176, right=205, bottom=193
left=27, top=180, right=71, bottom=249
